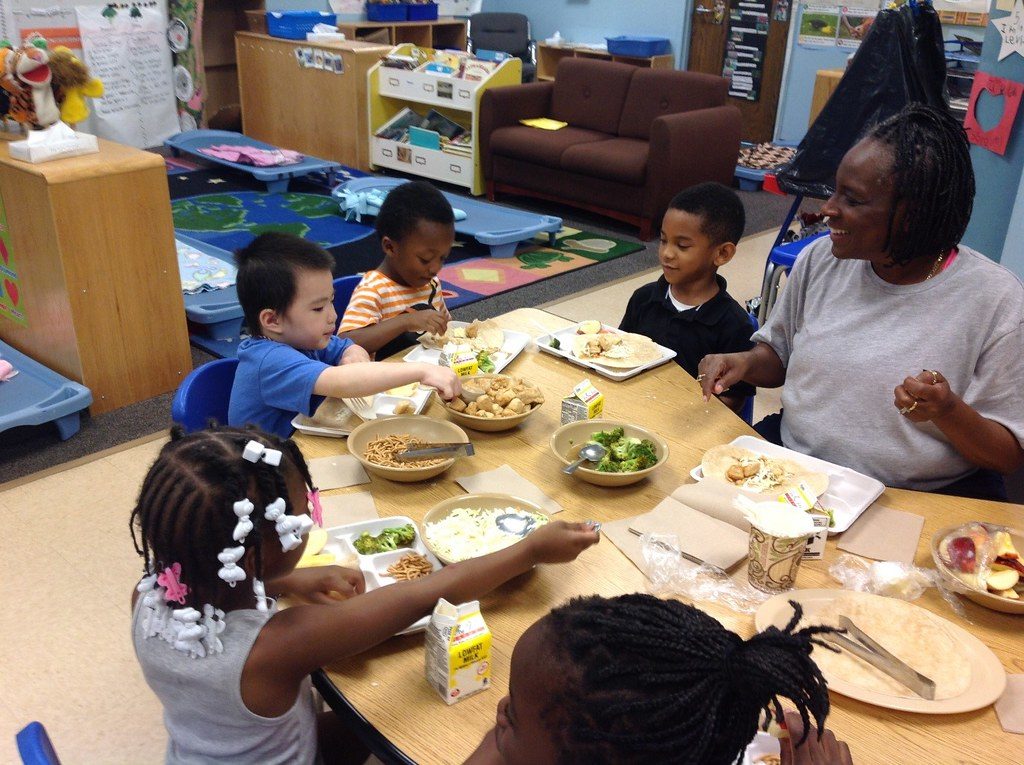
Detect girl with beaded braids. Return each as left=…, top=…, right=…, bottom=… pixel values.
left=129, top=425, right=600, bottom=765
left=466, top=594, right=853, bottom=765
left=699, top=103, right=1024, bottom=500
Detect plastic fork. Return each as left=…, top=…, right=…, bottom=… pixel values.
left=342, top=395, right=376, bottom=421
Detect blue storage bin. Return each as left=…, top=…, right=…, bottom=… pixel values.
left=366, top=3, right=408, bottom=22
left=405, top=2, right=438, bottom=20
left=606, top=36, right=671, bottom=58
left=266, top=11, right=337, bottom=40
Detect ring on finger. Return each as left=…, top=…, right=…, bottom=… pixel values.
left=696, top=373, right=706, bottom=382
left=899, top=400, right=918, bottom=415
left=926, top=369, right=939, bottom=384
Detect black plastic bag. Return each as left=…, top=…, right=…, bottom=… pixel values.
left=775, top=2, right=948, bottom=198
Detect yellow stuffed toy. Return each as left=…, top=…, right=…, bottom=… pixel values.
left=48, top=46, right=104, bottom=125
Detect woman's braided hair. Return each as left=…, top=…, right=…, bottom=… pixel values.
left=129, top=425, right=315, bottom=610
left=866, top=102, right=975, bottom=266
left=540, top=594, right=837, bottom=765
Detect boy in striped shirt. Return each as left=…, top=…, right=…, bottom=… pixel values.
left=339, top=181, right=454, bottom=359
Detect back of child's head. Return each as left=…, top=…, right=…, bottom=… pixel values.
left=537, top=594, right=834, bottom=765
left=235, top=232, right=335, bottom=335
left=669, top=182, right=745, bottom=246
left=130, top=424, right=315, bottom=612
left=375, top=181, right=454, bottom=244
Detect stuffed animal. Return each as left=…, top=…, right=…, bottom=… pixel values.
left=49, top=46, right=104, bottom=125
left=0, top=36, right=103, bottom=129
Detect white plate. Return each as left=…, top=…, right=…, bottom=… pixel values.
left=322, top=515, right=442, bottom=636
left=291, top=388, right=433, bottom=436
left=534, top=322, right=676, bottom=381
left=689, top=435, right=884, bottom=534
left=755, top=589, right=1006, bottom=714
left=403, top=321, right=531, bottom=374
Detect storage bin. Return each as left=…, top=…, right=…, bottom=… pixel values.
left=267, top=11, right=337, bottom=40
left=367, top=3, right=408, bottom=22
left=405, top=2, right=439, bottom=21
left=605, top=36, right=671, bottom=58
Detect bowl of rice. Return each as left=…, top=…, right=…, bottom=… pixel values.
left=347, top=415, right=470, bottom=483
left=421, top=493, right=550, bottom=564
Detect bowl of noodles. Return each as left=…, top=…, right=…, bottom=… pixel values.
left=347, top=415, right=470, bottom=483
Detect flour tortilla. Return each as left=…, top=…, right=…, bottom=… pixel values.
left=570, top=332, right=662, bottom=369
left=422, top=319, right=505, bottom=353
left=802, top=592, right=972, bottom=700
left=702, top=444, right=829, bottom=497
left=305, top=398, right=357, bottom=428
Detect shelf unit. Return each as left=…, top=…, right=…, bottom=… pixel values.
left=535, top=42, right=674, bottom=81
left=367, top=44, right=521, bottom=195
left=337, top=18, right=467, bottom=50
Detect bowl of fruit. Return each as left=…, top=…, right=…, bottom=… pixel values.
left=931, top=522, right=1024, bottom=614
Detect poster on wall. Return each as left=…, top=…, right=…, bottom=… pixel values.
left=0, top=191, right=27, bottom=328
left=723, top=0, right=771, bottom=102
left=798, top=4, right=840, bottom=46
left=75, top=3, right=178, bottom=148
left=837, top=8, right=876, bottom=48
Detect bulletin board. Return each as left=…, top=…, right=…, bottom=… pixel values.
left=723, top=0, right=771, bottom=102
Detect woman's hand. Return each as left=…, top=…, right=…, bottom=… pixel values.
left=526, top=520, right=600, bottom=564
left=269, top=565, right=366, bottom=604
left=893, top=369, right=956, bottom=422
left=781, top=710, right=854, bottom=765
left=698, top=352, right=751, bottom=401
left=340, top=344, right=372, bottom=364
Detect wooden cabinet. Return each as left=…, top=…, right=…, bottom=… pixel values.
left=536, top=42, right=674, bottom=81
left=367, top=44, right=521, bottom=195
left=0, top=140, right=191, bottom=414
left=810, top=68, right=845, bottom=127
left=335, top=18, right=467, bottom=50
left=236, top=33, right=391, bottom=172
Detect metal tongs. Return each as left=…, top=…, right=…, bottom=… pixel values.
left=823, top=616, right=937, bottom=700
left=395, top=442, right=475, bottom=461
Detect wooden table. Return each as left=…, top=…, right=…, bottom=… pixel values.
left=294, top=308, right=1024, bottom=765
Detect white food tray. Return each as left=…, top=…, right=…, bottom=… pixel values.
left=689, top=435, right=885, bottom=534
left=322, top=515, right=441, bottom=635
left=402, top=321, right=531, bottom=374
left=291, top=387, right=433, bottom=437
left=533, top=322, right=676, bottom=381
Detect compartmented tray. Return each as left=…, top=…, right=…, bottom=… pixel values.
left=292, top=387, right=433, bottom=437
left=322, top=515, right=442, bottom=635
left=534, top=322, right=676, bottom=381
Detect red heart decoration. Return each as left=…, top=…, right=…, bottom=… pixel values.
left=0, top=239, right=8, bottom=265
left=4, top=279, right=18, bottom=306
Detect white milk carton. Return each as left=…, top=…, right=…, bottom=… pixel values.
left=778, top=482, right=829, bottom=561
left=560, top=378, right=604, bottom=424
left=425, top=598, right=492, bottom=704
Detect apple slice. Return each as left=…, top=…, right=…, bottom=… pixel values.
left=986, top=567, right=1020, bottom=592
left=996, top=556, right=1024, bottom=575
left=946, top=536, right=977, bottom=573
left=993, top=531, right=1021, bottom=560
left=991, top=588, right=1020, bottom=600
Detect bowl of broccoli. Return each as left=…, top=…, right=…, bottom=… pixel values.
left=549, top=420, right=669, bottom=487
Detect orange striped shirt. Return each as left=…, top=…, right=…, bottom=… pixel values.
left=338, top=270, right=450, bottom=332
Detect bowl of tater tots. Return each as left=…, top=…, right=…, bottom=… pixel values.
left=442, top=374, right=544, bottom=432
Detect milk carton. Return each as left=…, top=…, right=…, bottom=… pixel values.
left=425, top=598, right=492, bottom=704
left=560, top=379, right=604, bottom=424
left=778, top=482, right=829, bottom=561
left=439, top=343, right=479, bottom=377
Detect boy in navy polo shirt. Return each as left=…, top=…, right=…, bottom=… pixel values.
left=620, top=183, right=754, bottom=412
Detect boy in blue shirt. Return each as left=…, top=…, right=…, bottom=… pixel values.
left=619, top=183, right=754, bottom=412
left=229, top=232, right=460, bottom=438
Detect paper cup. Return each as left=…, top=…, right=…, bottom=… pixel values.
left=747, top=526, right=807, bottom=592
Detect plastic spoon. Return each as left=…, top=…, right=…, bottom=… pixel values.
left=562, top=442, right=607, bottom=474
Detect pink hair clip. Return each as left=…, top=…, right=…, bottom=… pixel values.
left=158, top=562, right=189, bottom=604
left=307, top=488, right=323, bottom=528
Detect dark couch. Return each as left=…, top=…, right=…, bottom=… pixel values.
left=479, top=58, right=741, bottom=239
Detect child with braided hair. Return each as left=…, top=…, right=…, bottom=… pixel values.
left=466, top=594, right=854, bottom=765
left=129, top=425, right=600, bottom=765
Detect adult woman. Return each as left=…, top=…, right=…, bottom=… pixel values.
left=699, top=104, right=1024, bottom=500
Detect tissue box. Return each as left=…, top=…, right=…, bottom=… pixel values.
left=9, top=125, right=99, bottom=163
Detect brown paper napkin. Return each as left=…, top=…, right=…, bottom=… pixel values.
left=836, top=505, right=924, bottom=564
left=456, top=464, right=562, bottom=515
left=602, top=496, right=749, bottom=573
left=319, top=491, right=379, bottom=528
left=996, top=675, right=1024, bottom=734
left=308, top=455, right=370, bottom=491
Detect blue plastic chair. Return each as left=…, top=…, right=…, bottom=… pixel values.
left=332, top=274, right=363, bottom=333
left=756, top=231, right=829, bottom=324
left=171, top=358, right=240, bottom=433
left=740, top=313, right=759, bottom=426
left=16, top=722, right=61, bottom=765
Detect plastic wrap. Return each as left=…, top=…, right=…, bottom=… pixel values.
left=640, top=533, right=772, bottom=613
left=828, top=553, right=969, bottom=619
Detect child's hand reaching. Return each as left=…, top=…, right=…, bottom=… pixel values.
left=525, top=520, right=600, bottom=564
left=268, top=566, right=366, bottom=604
left=403, top=308, right=449, bottom=336
left=341, top=344, right=372, bottom=364
left=419, top=364, right=462, bottom=401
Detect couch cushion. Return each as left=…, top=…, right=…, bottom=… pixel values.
left=489, top=124, right=611, bottom=169
left=550, top=59, right=636, bottom=135
left=560, top=137, right=649, bottom=186
left=618, top=70, right=729, bottom=140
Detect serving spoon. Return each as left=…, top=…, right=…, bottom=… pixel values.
left=563, top=442, right=607, bottom=474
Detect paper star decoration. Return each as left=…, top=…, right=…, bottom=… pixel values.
left=993, top=0, right=1024, bottom=62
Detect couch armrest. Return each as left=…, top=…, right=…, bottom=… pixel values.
left=647, top=105, right=742, bottom=220
left=480, top=81, right=554, bottom=179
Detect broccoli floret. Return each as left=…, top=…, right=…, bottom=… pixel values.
left=595, top=456, right=620, bottom=472
left=611, top=436, right=642, bottom=461
left=625, top=439, right=659, bottom=466
left=618, top=458, right=646, bottom=472
left=591, top=427, right=624, bottom=449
